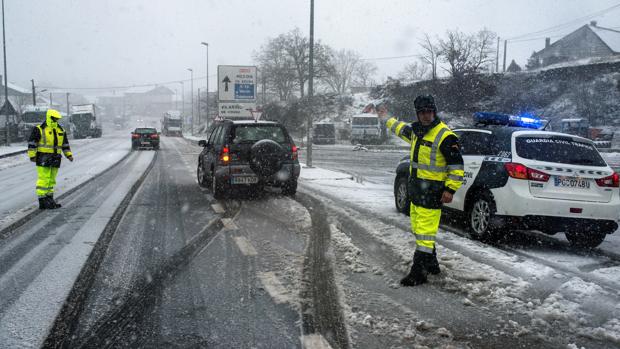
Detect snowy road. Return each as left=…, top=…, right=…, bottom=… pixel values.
left=300, top=145, right=620, bottom=348
left=0, top=130, right=133, bottom=230
left=0, top=149, right=155, bottom=348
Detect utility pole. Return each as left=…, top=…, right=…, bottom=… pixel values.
left=503, top=39, right=507, bottom=72
left=2, top=0, right=10, bottom=145
left=306, top=0, right=314, bottom=167
left=188, top=68, right=194, bottom=134
left=49, top=92, right=52, bottom=107
left=66, top=93, right=70, bottom=117
left=201, top=42, right=209, bottom=130
left=495, top=37, right=500, bottom=73
left=31, top=79, right=36, bottom=105
left=197, top=87, right=201, bottom=130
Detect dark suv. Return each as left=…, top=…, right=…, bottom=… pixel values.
left=196, top=120, right=300, bottom=198
left=131, top=127, right=160, bottom=150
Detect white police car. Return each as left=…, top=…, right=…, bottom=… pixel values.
left=394, top=112, right=620, bottom=248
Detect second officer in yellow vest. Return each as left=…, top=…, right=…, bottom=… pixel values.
left=378, top=95, right=464, bottom=286
left=27, top=109, right=74, bottom=209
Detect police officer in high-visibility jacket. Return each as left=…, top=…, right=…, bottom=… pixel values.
left=377, top=95, right=464, bottom=286
left=27, top=109, right=73, bottom=209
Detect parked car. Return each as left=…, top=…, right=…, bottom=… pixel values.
left=196, top=119, right=300, bottom=198
left=131, top=127, right=160, bottom=150
left=393, top=112, right=620, bottom=248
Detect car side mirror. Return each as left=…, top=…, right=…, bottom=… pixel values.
left=198, top=140, right=208, bottom=147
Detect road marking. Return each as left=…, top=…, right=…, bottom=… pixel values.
left=211, top=203, right=225, bottom=214
left=221, top=218, right=238, bottom=230
left=257, top=272, right=291, bottom=305
left=233, top=236, right=257, bottom=256
left=300, top=334, right=333, bottom=349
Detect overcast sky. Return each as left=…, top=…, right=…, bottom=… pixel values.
left=5, top=0, right=620, bottom=95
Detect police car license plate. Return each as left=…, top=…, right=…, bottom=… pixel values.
left=554, top=177, right=590, bottom=189
left=232, top=176, right=258, bottom=184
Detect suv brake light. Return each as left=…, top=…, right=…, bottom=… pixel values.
left=220, top=146, right=230, bottom=164
left=596, top=173, right=619, bottom=187
left=151, top=134, right=159, bottom=139
left=291, top=145, right=298, bottom=160
left=131, top=133, right=139, bottom=139
left=504, top=162, right=549, bottom=182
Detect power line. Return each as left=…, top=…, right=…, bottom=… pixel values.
left=507, top=2, right=620, bottom=41
left=38, top=74, right=217, bottom=91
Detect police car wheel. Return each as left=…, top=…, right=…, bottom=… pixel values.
left=565, top=230, right=606, bottom=249
left=394, top=176, right=410, bottom=215
left=468, top=193, right=497, bottom=240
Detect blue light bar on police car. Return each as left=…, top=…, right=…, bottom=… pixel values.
left=473, top=112, right=543, bottom=129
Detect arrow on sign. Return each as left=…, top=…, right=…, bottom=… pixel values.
left=222, top=76, right=231, bottom=92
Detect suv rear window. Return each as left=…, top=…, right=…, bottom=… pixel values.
left=135, top=128, right=157, bottom=134
left=232, top=125, right=287, bottom=143
left=515, top=135, right=607, bottom=166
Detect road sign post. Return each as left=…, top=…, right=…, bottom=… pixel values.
left=217, top=65, right=257, bottom=120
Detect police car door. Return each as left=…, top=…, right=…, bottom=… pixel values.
left=445, top=130, right=492, bottom=211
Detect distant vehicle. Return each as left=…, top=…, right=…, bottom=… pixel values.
left=394, top=112, right=620, bottom=248
left=196, top=119, right=300, bottom=198
left=312, top=122, right=336, bottom=144
left=351, top=114, right=386, bottom=144
left=560, top=118, right=590, bottom=139
left=17, top=106, right=47, bottom=141
left=113, top=115, right=127, bottom=130
left=131, top=127, right=159, bottom=150
left=70, top=104, right=102, bottom=139
left=161, top=110, right=182, bottom=136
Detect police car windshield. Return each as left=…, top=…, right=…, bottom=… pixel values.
left=232, top=125, right=287, bottom=143
left=515, top=136, right=607, bottom=167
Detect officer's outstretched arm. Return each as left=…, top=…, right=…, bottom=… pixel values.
left=62, top=134, right=73, bottom=159
left=385, top=117, right=413, bottom=144
left=440, top=135, right=464, bottom=193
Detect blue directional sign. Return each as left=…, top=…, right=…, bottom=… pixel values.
left=235, top=83, right=255, bottom=100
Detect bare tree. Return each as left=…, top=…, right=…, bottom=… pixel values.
left=254, top=37, right=298, bottom=101
left=438, top=28, right=498, bottom=78
left=353, top=61, right=378, bottom=87
left=322, top=48, right=363, bottom=94
left=419, top=33, right=441, bottom=80
left=438, top=29, right=474, bottom=78
left=397, top=61, right=429, bottom=83
left=470, top=28, right=497, bottom=73
left=281, top=28, right=331, bottom=98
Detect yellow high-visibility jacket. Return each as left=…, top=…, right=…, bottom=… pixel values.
left=386, top=117, right=464, bottom=209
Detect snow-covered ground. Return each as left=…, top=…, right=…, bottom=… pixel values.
left=0, top=132, right=133, bottom=230
left=298, top=163, right=620, bottom=346
left=0, top=143, right=26, bottom=157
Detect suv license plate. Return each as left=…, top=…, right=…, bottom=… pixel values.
left=141, top=142, right=150, bottom=145
left=232, top=176, right=258, bottom=184
left=554, top=177, right=590, bottom=189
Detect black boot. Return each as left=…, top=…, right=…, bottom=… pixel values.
left=45, top=196, right=61, bottom=209
left=427, top=247, right=441, bottom=275
left=38, top=198, right=48, bottom=210
left=400, top=251, right=429, bottom=286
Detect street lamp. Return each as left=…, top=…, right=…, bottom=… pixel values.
left=177, top=81, right=184, bottom=122
left=201, top=42, right=209, bottom=130
left=2, top=0, right=9, bottom=145
left=187, top=68, right=194, bottom=134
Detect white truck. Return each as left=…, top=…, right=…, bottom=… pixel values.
left=70, top=104, right=102, bottom=139
left=350, top=113, right=386, bottom=145
left=161, top=110, right=182, bottom=136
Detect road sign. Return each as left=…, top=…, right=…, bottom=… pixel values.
left=218, top=65, right=257, bottom=102
left=218, top=102, right=256, bottom=118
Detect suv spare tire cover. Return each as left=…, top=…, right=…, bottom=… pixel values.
left=250, top=139, right=285, bottom=177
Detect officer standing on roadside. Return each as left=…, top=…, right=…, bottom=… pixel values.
left=377, top=96, right=464, bottom=286
left=27, top=109, right=74, bottom=209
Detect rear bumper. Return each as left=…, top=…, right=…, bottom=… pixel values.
left=215, top=163, right=301, bottom=186
left=496, top=214, right=618, bottom=234
left=132, top=140, right=159, bottom=148
left=491, top=180, right=620, bottom=221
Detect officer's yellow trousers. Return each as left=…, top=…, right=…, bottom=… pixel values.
left=410, top=204, right=441, bottom=253
left=36, top=166, right=59, bottom=198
